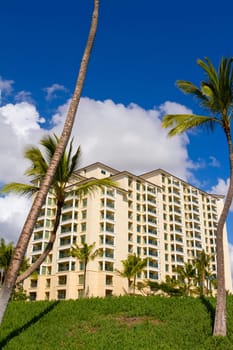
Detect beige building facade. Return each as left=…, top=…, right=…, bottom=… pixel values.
left=24, top=162, right=232, bottom=300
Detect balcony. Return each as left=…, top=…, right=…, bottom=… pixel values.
left=61, top=214, right=73, bottom=222
left=149, top=261, right=158, bottom=269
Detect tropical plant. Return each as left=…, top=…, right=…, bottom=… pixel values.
left=175, top=262, right=197, bottom=296
left=0, top=239, right=14, bottom=285
left=1, top=134, right=114, bottom=284
left=70, top=242, right=100, bottom=296
left=147, top=278, right=184, bottom=297
left=0, top=0, right=99, bottom=325
left=194, top=250, right=213, bottom=297
left=162, top=56, right=233, bottom=336
left=116, top=254, right=148, bottom=294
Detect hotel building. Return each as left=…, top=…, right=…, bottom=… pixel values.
left=23, top=162, right=232, bottom=300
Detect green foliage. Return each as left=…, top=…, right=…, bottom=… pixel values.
left=0, top=238, right=14, bottom=284
left=70, top=242, right=100, bottom=295
left=10, top=287, right=28, bottom=301
left=116, top=254, right=148, bottom=294
left=1, top=296, right=233, bottom=349
left=0, top=238, right=30, bottom=286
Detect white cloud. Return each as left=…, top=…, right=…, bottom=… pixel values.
left=52, top=98, right=194, bottom=179
left=211, top=178, right=229, bottom=196
left=0, top=76, right=14, bottom=104
left=15, top=90, right=34, bottom=104
left=0, top=194, right=31, bottom=243
left=0, top=102, right=46, bottom=183
left=159, top=100, right=193, bottom=115
left=0, top=97, right=195, bottom=242
left=210, top=177, right=233, bottom=212
left=43, top=83, right=68, bottom=101
left=209, top=156, right=220, bottom=168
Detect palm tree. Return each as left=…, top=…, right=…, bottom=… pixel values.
left=194, top=250, right=212, bottom=297
left=0, top=238, right=31, bottom=286
left=0, top=0, right=99, bottom=325
left=175, top=262, right=197, bottom=296
left=0, top=239, right=14, bottom=285
left=70, top=242, right=100, bottom=297
left=117, top=254, right=147, bottom=294
left=162, top=57, right=233, bottom=336
left=1, top=134, right=115, bottom=284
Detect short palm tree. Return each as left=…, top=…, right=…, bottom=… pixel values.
left=117, top=254, right=147, bottom=294
left=194, top=250, right=212, bottom=297
left=1, top=134, right=115, bottom=284
left=162, top=57, right=233, bottom=336
left=0, top=238, right=30, bottom=286
left=175, top=262, right=197, bottom=296
left=0, top=239, right=14, bottom=285
left=70, top=242, right=100, bottom=296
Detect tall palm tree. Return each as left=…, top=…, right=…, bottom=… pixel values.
left=117, top=254, right=147, bottom=294
left=70, top=242, right=100, bottom=296
left=0, top=0, right=99, bottom=325
left=162, top=57, right=233, bottom=336
left=1, top=134, right=115, bottom=284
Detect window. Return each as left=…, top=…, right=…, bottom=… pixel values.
left=57, top=290, right=66, bottom=300
left=78, top=274, right=84, bottom=285
left=30, top=279, right=38, bottom=288
left=29, top=292, right=37, bottom=301
left=82, top=210, right=87, bottom=219
left=81, top=223, right=86, bottom=232
left=106, top=275, right=113, bottom=285
left=46, top=279, right=51, bottom=288
left=82, top=198, right=87, bottom=207
left=101, top=169, right=106, bottom=175
left=105, top=289, right=113, bottom=297
left=58, top=275, right=67, bottom=285
left=58, top=262, right=69, bottom=272
left=78, top=289, right=84, bottom=298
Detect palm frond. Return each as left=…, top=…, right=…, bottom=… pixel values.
left=0, top=183, right=38, bottom=198
left=162, top=114, right=219, bottom=137
left=24, top=147, right=48, bottom=178
left=75, top=178, right=117, bottom=199
left=198, top=58, right=219, bottom=92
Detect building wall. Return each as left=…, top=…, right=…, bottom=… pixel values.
left=23, top=163, right=233, bottom=300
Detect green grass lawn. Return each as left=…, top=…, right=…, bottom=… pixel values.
left=1, top=295, right=233, bottom=350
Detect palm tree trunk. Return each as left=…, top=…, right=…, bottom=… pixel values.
left=213, top=129, right=233, bottom=336
left=0, top=0, right=99, bottom=326
left=83, top=262, right=87, bottom=297
left=16, top=200, right=63, bottom=284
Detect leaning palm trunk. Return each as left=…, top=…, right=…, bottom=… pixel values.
left=213, top=129, right=233, bottom=336
left=0, top=0, right=99, bottom=326
left=16, top=199, right=64, bottom=284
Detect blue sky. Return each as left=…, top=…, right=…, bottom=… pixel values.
left=1, top=0, right=233, bottom=263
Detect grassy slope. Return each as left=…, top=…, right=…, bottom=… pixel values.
left=1, top=296, right=233, bottom=350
